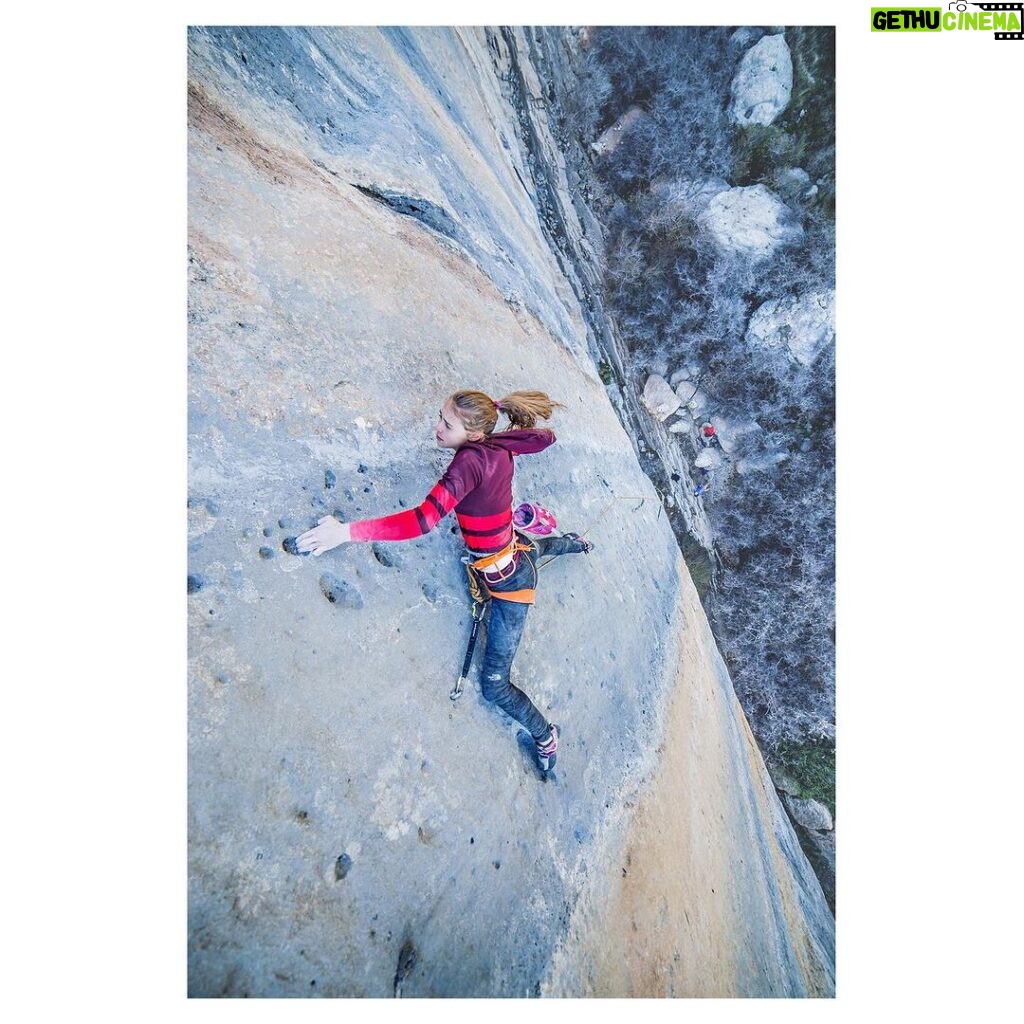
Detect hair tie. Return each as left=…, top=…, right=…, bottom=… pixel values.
left=494, top=400, right=502, bottom=411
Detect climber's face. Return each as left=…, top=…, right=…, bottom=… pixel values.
left=436, top=400, right=475, bottom=449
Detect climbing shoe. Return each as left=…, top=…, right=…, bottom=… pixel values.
left=536, top=724, right=559, bottom=771
left=562, top=532, right=594, bottom=554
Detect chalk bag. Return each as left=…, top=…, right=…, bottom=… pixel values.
left=512, top=501, right=557, bottom=536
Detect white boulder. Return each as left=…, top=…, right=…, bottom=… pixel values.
left=730, top=27, right=760, bottom=49
left=730, top=33, right=793, bottom=127
left=746, top=290, right=835, bottom=367
left=668, top=409, right=694, bottom=433
left=783, top=795, right=834, bottom=832
left=695, top=449, right=725, bottom=471
left=670, top=363, right=702, bottom=387
left=674, top=378, right=700, bottom=404
left=700, top=185, right=801, bottom=259
left=641, top=374, right=681, bottom=421
left=680, top=385, right=709, bottom=419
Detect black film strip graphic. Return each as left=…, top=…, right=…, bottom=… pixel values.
left=972, top=2, right=1024, bottom=39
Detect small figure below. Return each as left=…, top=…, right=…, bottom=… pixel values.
left=693, top=467, right=712, bottom=498
left=699, top=422, right=720, bottom=448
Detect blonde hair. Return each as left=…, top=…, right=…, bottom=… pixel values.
left=449, top=389, right=564, bottom=436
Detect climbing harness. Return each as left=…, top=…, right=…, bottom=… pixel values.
left=466, top=536, right=538, bottom=604
left=449, top=493, right=646, bottom=701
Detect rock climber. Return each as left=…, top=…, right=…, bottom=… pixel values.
left=295, top=389, right=593, bottom=771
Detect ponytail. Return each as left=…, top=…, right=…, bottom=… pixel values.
left=449, top=388, right=564, bottom=436
left=495, top=390, right=564, bottom=430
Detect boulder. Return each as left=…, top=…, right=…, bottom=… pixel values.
left=729, top=33, right=793, bottom=127
left=700, top=185, right=801, bottom=260
left=774, top=167, right=811, bottom=201
left=745, top=290, right=835, bottom=367
left=668, top=409, right=694, bottom=434
left=771, top=770, right=802, bottom=797
left=641, top=374, right=681, bottom=421
left=674, top=378, right=700, bottom=404
left=729, top=27, right=761, bottom=49
left=695, top=449, right=724, bottom=471
left=783, top=795, right=834, bottom=832
left=679, top=385, right=709, bottom=419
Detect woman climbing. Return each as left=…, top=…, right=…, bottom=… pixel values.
left=295, top=389, right=593, bottom=771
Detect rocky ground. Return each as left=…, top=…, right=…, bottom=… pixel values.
left=187, top=26, right=834, bottom=997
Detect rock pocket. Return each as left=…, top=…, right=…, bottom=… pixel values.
left=372, top=543, right=402, bottom=568
left=334, top=852, right=353, bottom=880
left=319, top=573, right=364, bottom=609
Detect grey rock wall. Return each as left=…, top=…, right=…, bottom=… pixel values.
left=188, top=25, right=833, bottom=998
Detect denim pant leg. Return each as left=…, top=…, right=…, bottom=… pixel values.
left=532, top=534, right=582, bottom=559
left=478, top=555, right=550, bottom=740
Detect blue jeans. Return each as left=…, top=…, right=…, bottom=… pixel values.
left=477, top=534, right=584, bottom=741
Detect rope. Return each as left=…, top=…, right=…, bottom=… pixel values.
left=536, top=495, right=645, bottom=571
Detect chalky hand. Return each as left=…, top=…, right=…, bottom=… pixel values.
left=296, top=516, right=350, bottom=556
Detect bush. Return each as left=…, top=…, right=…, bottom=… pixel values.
left=772, top=738, right=836, bottom=820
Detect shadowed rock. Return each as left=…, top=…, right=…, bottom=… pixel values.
left=318, top=573, right=364, bottom=609
left=334, top=853, right=354, bottom=880
left=393, top=938, right=417, bottom=997
left=372, top=543, right=403, bottom=568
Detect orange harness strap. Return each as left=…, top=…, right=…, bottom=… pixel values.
left=483, top=587, right=535, bottom=604
left=468, top=538, right=531, bottom=572
left=469, top=538, right=536, bottom=605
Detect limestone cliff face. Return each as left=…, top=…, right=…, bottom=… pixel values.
left=187, top=26, right=834, bottom=998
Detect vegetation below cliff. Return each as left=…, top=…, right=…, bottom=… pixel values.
left=550, top=26, right=836, bottom=798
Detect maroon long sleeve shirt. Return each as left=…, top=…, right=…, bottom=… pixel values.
left=348, top=429, right=555, bottom=553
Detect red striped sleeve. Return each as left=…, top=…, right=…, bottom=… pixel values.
left=347, top=450, right=482, bottom=544
left=348, top=481, right=459, bottom=542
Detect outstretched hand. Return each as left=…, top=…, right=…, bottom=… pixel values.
left=296, top=516, right=351, bottom=556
